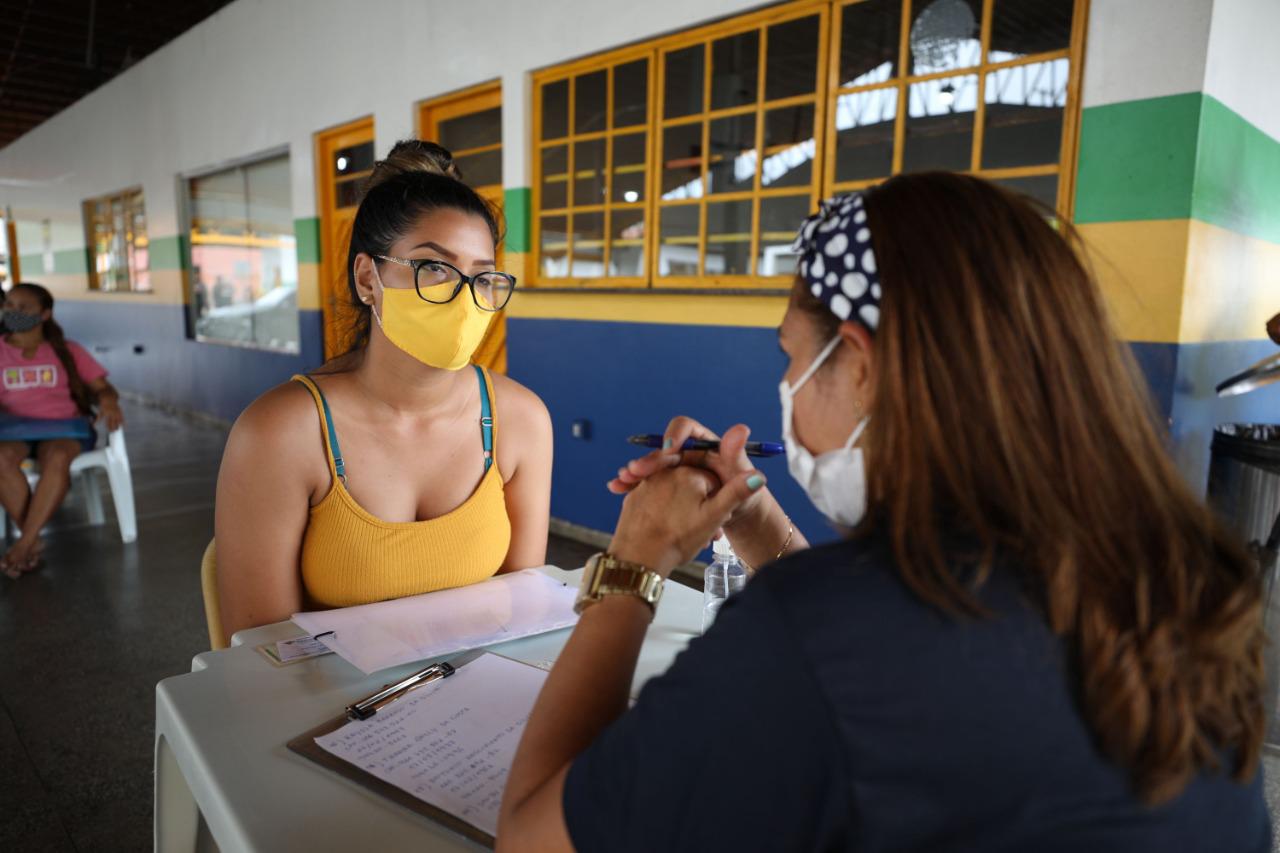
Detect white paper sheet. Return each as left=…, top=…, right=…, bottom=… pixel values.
left=292, top=568, right=578, bottom=674
left=314, top=653, right=546, bottom=838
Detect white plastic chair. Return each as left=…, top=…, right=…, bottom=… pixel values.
left=2, top=429, right=138, bottom=544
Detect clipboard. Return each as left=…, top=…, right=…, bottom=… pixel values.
left=286, top=652, right=552, bottom=849
left=287, top=715, right=495, bottom=848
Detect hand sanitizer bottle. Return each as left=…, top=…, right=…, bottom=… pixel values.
left=702, top=536, right=747, bottom=632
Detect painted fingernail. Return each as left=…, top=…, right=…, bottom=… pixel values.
left=747, top=474, right=765, bottom=490
left=662, top=438, right=673, bottom=450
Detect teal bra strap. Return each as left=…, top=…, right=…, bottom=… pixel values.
left=475, top=365, right=493, bottom=474
left=296, top=378, right=345, bottom=483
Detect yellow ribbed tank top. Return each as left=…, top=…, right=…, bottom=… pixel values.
left=293, top=367, right=512, bottom=608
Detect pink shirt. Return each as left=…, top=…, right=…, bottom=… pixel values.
left=0, top=339, right=107, bottom=420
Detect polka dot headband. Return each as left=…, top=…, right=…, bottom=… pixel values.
left=792, top=192, right=881, bottom=331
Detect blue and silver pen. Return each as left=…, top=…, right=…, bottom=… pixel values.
left=627, top=434, right=785, bottom=457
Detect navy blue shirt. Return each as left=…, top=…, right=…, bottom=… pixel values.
left=563, top=538, right=1269, bottom=851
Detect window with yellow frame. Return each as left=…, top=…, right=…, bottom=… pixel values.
left=531, top=0, right=1084, bottom=289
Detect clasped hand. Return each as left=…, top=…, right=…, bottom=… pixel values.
left=605, top=417, right=770, bottom=577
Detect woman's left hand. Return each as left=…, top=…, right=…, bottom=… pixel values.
left=608, top=464, right=766, bottom=577
left=97, top=403, right=125, bottom=432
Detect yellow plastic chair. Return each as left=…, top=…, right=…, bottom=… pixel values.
left=201, top=539, right=227, bottom=650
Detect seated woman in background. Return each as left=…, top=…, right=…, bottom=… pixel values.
left=498, top=174, right=1269, bottom=851
left=215, top=141, right=552, bottom=636
left=0, top=282, right=125, bottom=577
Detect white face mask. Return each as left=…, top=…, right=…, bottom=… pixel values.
left=779, top=336, right=870, bottom=528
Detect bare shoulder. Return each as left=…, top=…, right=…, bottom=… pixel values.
left=489, top=372, right=551, bottom=436
left=225, top=379, right=322, bottom=465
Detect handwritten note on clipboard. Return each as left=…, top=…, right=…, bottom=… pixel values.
left=287, top=653, right=547, bottom=847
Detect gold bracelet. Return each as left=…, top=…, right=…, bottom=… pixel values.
left=739, top=520, right=794, bottom=575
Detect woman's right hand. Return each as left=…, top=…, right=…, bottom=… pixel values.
left=607, top=416, right=774, bottom=531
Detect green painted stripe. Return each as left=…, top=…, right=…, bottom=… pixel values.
left=1074, top=93, right=1201, bottom=224
left=1193, top=95, right=1280, bottom=246
left=295, top=217, right=321, bottom=265
left=1075, top=93, right=1280, bottom=244
left=149, top=235, right=186, bottom=271
left=19, top=248, right=89, bottom=277
left=503, top=187, right=531, bottom=253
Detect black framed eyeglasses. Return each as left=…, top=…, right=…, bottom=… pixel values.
left=374, top=255, right=516, bottom=312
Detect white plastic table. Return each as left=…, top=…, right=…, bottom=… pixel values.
left=154, top=567, right=703, bottom=852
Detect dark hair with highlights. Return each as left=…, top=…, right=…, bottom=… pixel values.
left=322, top=139, right=502, bottom=365
left=793, top=172, right=1265, bottom=805
left=9, top=282, right=96, bottom=416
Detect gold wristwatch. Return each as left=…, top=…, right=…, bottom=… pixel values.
left=575, top=553, right=664, bottom=615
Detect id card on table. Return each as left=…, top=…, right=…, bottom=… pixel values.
left=257, top=634, right=335, bottom=667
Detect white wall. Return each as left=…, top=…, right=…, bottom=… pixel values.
left=1202, top=0, right=1280, bottom=137
left=1080, top=0, right=1213, bottom=108
left=0, top=0, right=769, bottom=248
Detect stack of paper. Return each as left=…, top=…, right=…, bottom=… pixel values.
left=292, top=568, right=578, bottom=674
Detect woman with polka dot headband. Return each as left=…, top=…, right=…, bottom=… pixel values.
left=499, top=172, right=1268, bottom=852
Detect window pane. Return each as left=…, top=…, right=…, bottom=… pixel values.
left=664, top=45, right=705, bottom=119
left=540, top=215, right=568, bottom=277
left=575, top=70, right=607, bottom=134
left=190, top=156, right=297, bottom=352
left=456, top=148, right=503, bottom=188
left=981, top=58, right=1067, bottom=169
left=839, top=0, right=901, bottom=87
left=993, top=174, right=1058, bottom=211
left=903, top=74, right=977, bottom=172
left=834, top=86, right=898, bottom=182
left=661, top=123, right=704, bottom=199
left=243, top=158, right=298, bottom=351
left=540, top=145, right=568, bottom=210
left=570, top=211, right=605, bottom=277
left=711, top=30, right=759, bottom=110
left=574, top=139, right=607, bottom=206
left=758, top=194, right=811, bottom=276
left=613, top=59, right=649, bottom=128
left=333, top=141, right=374, bottom=177
left=708, top=113, right=756, bottom=195
left=438, top=107, right=501, bottom=152
left=908, top=0, right=982, bottom=74
left=990, top=0, right=1073, bottom=61
left=765, top=15, right=820, bottom=101
left=335, top=177, right=364, bottom=208
left=658, top=204, right=700, bottom=276
left=611, top=132, right=647, bottom=203
left=704, top=199, right=752, bottom=275
left=608, top=209, right=645, bottom=277
left=542, top=80, right=569, bottom=140
left=762, top=104, right=815, bottom=188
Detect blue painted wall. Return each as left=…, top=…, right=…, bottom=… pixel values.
left=55, top=301, right=325, bottom=423
left=507, top=317, right=842, bottom=547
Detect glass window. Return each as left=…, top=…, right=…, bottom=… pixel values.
left=187, top=153, right=299, bottom=353
left=84, top=188, right=150, bottom=293
left=535, top=55, right=653, bottom=281
left=532, top=0, right=1082, bottom=286
left=830, top=0, right=1077, bottom=210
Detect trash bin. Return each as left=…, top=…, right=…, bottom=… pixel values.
left=1207, top=423, right=1280, bottom=746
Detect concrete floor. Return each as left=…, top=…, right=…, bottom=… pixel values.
left=0, top=403, right=1276, bottom=851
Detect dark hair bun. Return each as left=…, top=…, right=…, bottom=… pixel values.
left=366, top=140, right=461, bottom=191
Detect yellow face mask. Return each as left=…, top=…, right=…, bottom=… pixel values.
left=370, top=265, right=494, bottom=371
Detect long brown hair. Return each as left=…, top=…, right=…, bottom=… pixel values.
left=10, top=282, right=96, bottom=416
left=795, top=173, right=1265, bottom=804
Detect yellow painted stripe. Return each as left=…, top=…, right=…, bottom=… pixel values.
left=34, top=269, right=187, bottom=306
left=298, top=262, right=321, bottom=311
left=507, top=290, right=787, bottom=328
left=1077, top=219, right=1189, bottom=343
left=1182, top=219, right=1280, bottom=344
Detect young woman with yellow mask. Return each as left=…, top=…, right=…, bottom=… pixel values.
left=214, top=141, right=553, bottom=636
